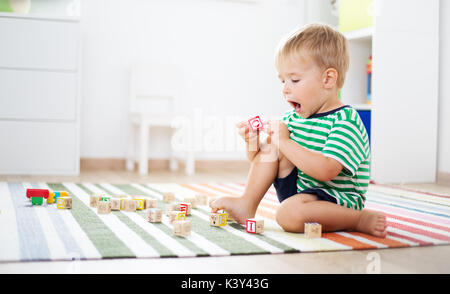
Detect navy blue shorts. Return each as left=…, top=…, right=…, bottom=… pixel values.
left=273, top=167, right=337, bottom=204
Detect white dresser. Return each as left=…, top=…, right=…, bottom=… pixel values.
left=0, top=12, right=80, bottom=175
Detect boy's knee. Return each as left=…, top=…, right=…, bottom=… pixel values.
left=276, top=203, right=308, bottom=233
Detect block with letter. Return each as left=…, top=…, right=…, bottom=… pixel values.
left=144, top=197, right=158, bottom=209
left=304, top=223, right=322, bottom=238
left=90, top=195, right=101, bottom=208
left=110, top=198, right=121, bottom=211
left=248, top=115, right=263, bottom=131
left=97, top=201, right=111, bottom=214
left=124, top=199, right=137, bottom=212
left=147, top=208, right=163, bottom=223
left=210, top=212, right=228, bottom=227
left=163, top=192, right=175, bottom=203
left=195, top=194, right=208, bottom=206
left=173, top=220, right=192, bottom=237
left=133, top=198, right=146, bottom=210
left=246, top=218, right=264, bottom=234
left=169, top=210, right=186, bottom=223
left=56, top=197, right=72, bottom=209
left=179, top=202, right=192, bottom=215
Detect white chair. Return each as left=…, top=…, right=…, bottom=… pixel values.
left=126, top=62, right=195, bottom=175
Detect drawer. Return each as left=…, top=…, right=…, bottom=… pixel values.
left=0, top=17, right=79, bottom=70
left=0, top=69, right=77, bottom=120
left=0, top=121, right=78, bottom=174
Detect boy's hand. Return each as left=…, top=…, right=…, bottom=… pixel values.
left=236, top=120, right=259, bottom=144
left=264, top=120, right=290, bottom=147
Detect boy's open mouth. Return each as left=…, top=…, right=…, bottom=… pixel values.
left=289, top=101, right=302, bottom=113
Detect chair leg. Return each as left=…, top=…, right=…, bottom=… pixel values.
left=126, top=124, right=136, bottom=171
left=185, top=150, right=195, bottom=175
left=138, top=123, right=149, bottom=175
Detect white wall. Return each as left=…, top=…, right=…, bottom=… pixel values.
left=80, top=0, right=306, bottom=160
left=438, top=0, right=450, bottom=174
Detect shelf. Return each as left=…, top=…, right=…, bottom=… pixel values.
left=0, top=12, right=79, bottom=22
left=352, top=104, right=372, bottom=111
left=343, top=27, right=373, bottom=41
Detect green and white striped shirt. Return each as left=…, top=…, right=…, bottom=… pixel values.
left=282, top=105, right=370, bottom=210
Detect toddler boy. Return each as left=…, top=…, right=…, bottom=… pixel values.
left=210, top=23, right=387, bottom=238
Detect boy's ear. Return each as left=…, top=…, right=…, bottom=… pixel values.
left=322, top=68, right=338, bottom=89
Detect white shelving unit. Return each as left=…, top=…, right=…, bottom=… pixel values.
left=0, top=12, right=81, bottom=175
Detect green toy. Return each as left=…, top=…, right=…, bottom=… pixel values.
left=31, top=197, right=44, bottom=205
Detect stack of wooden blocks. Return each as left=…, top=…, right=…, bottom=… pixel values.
left=26, top=189, right=72, bottom=209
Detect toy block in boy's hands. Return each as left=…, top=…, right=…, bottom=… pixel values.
left=210, top=211, right=228, bottom=227
left=57, top=197, right=72, bottom=209
left=147, top=208, right=163, bottom=223
left=179, top=202, right=192, bottom=215
left=97, top=201, right=112, bottom=214
left=110, top=198, right=121, bottom=211
left=169, top=210, right=186, bottom=224
left=124, top=199, right=137, bottom=212
left=173, top=220, right=192, bottom=237
left=246, top=218, right=264, bottom=234
left=304, top=223, right=322, bottom=238
left=248, top=115, right=263, bottom=132
left=162, top=192, right=175, bottom=203
left=195, top=194, right=208, bottom=206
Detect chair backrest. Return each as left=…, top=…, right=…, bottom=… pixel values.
left=129, top=62, right=181, bottom=116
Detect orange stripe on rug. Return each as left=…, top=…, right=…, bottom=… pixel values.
left=323, top=233, right=378, bottom=249
left=349, top=232, right=410, bottom=248
left=179, top=183, right=216, bottom=196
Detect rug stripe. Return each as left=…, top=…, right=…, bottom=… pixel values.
left=105, top=183, right=219, bottom=256
left=338, top=232, right=388, bottom=248
left=349, top=232, right=410, bottom=248
left=387, top=228, right=434, bottom=246
left=371, top=184, right=450, bottom=199
left=0, top=182, right=21, bottom=261
left=386, top=218, right=450, bottom=242
left=37, top=182, right=87, bottom=260
left=7, top=182, right=51, bottom=261
left=57, top=183, right=135, bottom=258
left=179, top=183, right=216, bottom=196
left=366, top=202, right=450, bottom=226
left=373, top=210, right=450, bottom=233
left=367, top=192, right=450, bottom=215
left=323, top=233, right=378, bottom=249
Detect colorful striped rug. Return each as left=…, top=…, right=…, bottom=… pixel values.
left=1, top=181, right=449, bottom=262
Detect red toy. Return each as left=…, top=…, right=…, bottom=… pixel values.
left=26, top=189, right=49, bottom=199
left=248, top=116, right=263, bottom=131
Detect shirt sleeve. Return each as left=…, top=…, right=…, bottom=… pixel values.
left=281, top=109, right=294, bottom=125
left=322, top=118, right=369, bottom=177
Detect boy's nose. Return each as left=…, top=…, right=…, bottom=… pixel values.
left=282, top=84, right=290, bottom=95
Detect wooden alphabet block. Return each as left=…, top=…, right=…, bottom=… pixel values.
left=56, top=197, right=72, bottom=209
left=304, top=223, right=322, bottom=238
left=163, top=192, right=175, bottom=203
left=218, top=210, right=234, bottom=222
left=183, top=196, right=197, bottom=208
left=124, top=199, right=137, bottom=212
left=144, top=197, right=158, bottom=209
left=179, top=202, right=192, bottom=215
left=146, top=208, right=162, bottom=223
left=119, top=197, right=131, bottom=210
left=210, top=212, right=227, bottom=227
left=195, top=194, right=208, bottom=206
left=97, top=201, right=111, bottom=214
left=165, top=203, right=180, bottom=216
left=110, top=198, right=121, bottom=211
left=169, top=210, right=186, bottom=223
left=90, top=195, right=101, bottom=207
left=248, top=115, right=263, bottom=131
left=173, top=220, right=192, bottom=237
left=99, top=196, right=111, bottom=202
left=134, top=198, right=146, bottom=210
left=246, top=218, right=264, bottom=234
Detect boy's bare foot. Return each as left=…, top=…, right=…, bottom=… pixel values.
left=356, top=210, right=388, bottom=238
left=209, top=196, right=256, bottom=224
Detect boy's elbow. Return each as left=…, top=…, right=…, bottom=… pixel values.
left=318, top=159, right=343, bottom=181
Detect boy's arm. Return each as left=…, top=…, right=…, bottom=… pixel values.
left=279, top=139, right=343, bottom=182
left=267, top=120, right=343, bottom=182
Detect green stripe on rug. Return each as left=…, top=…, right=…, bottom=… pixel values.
left=96, top=183, right=210, bottom=257
left=47, top=183, right=135, bottom=259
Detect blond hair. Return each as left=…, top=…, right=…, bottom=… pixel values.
left=275, top=23, right=349, bottom=89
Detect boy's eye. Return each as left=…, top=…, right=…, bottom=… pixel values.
left=291, top=79, right=300, bottom=83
